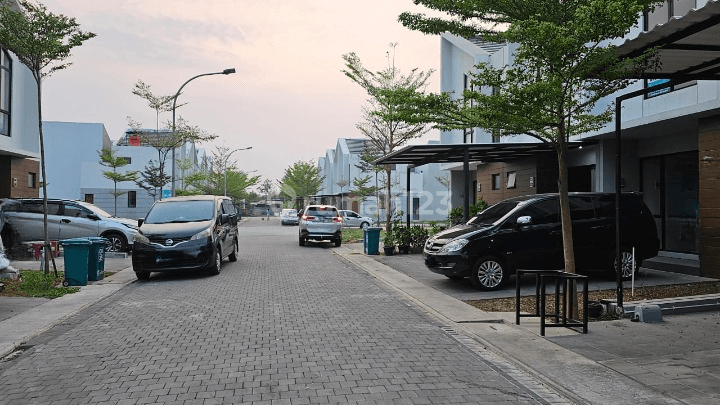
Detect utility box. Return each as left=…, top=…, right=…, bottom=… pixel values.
left=634, top=304, right=663, bottom=323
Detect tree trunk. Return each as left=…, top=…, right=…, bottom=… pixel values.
left=384, top=165, right=392, bottom=232
left=36, top=80, right=50, bottom=274
left=557, top=134, right=578, bottom=318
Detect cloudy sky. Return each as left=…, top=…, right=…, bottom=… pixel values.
left=39, top=0, right=442, bottom=185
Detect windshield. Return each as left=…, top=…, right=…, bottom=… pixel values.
left=466, top=201, right=520, bottom=226
left=79, top=202, right=112, bottom=218
left=144, top=200, right=215, bottom=224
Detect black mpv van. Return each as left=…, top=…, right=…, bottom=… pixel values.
left=131, top=195, right=239, bottom=280
left=424, top=193, right=659, bottom=290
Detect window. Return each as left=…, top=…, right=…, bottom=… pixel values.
left=121, top=156, right=131, bottom=164
left=64, top=203, right=91, bottom=218
left=492, top=174, right=501, bottom=190
left=28, top=172, right=36, bottom=188
left=506, top=172, right=516, bottom=189
left=0, top=49, right=11, bottom=137
left=516, top=198, right=559, bottom=225
left=84, top=194, right=93, bottom=204
left=128, top=191, right=136, bottom=208
left=569, top=196, right=595, bottom=220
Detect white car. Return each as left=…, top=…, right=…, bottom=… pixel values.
left=339, top=210, right=373, bottom=229
left=279, top=208, right=299, bottom=225
left=0, top=198, right=140, bottom=252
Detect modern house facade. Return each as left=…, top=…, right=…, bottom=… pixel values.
left=43, top=122, right=208, bottom=219
left=0, top=22, right=41, bottom=200
left=316, top=138, right=447, bottom=223
left=438, top=0, right=718, bottom=276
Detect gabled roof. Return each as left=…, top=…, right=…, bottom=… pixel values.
left=615, top=0, right=720, bottom=81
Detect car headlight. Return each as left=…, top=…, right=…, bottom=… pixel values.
left=134, top=234, right=149, bottom=244
left=441, top=239, right=468, bottom=252
left=190, top=227, right=213, bottom=241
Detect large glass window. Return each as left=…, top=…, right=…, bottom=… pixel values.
left=0, top=49, right=11, bottom=137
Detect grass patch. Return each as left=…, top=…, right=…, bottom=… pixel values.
left=0, top=270, right=79, bottom=298
left=342, top=228, right=388, bottom=244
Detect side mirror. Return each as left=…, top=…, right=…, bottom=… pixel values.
left=221, top=213, right=231, bottom=224
left=87, top=214, right=100, bottom=221
left=138, top=218, right=144, bottom=227
left=516, top=216, right=532, bottom=226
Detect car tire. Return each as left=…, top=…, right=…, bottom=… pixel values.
left=135, top=271, right=150, bottom=280
left=360, top=222, right=369, bottom=229
left=334, top=238, right=342, bottom=247
left=103, top=232, right=127, bottom=252
left=208, top=248, right=222, bottom=275
left=228, top=239, right=238, bottom=262
left=299, top=236, right=306, bottom=246
left=608, top=248, right=640, bottom=280
left=470, top=256, right=508, bottom=291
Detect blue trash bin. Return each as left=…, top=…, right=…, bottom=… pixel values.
left=60, top=238, right=91, bottom=286
left=86, top=237, right=107, bottom=281
left=363, top=227, right=381, bottom=255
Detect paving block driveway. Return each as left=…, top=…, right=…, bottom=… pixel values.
left=0, top=218, right=564, bottom=404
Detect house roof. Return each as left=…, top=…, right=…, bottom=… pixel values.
left=373, top=141, right=594, bottom=167
left=615, top=0, right=720, bottom=81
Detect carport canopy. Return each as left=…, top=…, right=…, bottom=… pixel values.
left=373, top=141, right=594, bottom=226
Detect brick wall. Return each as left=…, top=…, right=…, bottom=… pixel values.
left=0, top=156, right=40, bottom=198
left=699, top=115, right=720, bottom=278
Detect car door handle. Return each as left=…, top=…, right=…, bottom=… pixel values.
left=61, top=219, right=71, bottom=223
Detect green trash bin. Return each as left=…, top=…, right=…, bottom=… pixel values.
left=363, top=227, right=381, bottom=255
left=86, top=237, right=107, bottom=281
left=59, top=238, right=91, bottom=286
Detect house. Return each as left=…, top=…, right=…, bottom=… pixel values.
left=0, top=36, right=40, bottom=199
left=425, top=0, right=718, bottom=276
left=316, top=138, right=447, bottom=223
left=42, top=122, right=208, bottom=219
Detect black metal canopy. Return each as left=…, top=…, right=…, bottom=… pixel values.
left=373, top=141, right=594, bottom=168
left=616, top=0, right=720, bottom=81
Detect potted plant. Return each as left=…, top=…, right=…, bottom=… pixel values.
left=382, top=230, right=395, bottom=256
left=393, top=225, right=410, bottom=254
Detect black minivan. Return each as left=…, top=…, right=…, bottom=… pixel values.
left=131, top=195, right=239, bottom=280
left=424, top=193, right=659, bottom=290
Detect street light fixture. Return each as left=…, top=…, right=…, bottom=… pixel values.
left=224, top=147, right=253, bottom=196
left=170, top=68, right=236, bottom=197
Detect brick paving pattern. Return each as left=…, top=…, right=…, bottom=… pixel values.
left=0, top=221, right=562, bottom=404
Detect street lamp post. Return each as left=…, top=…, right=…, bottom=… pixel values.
left=170, top=68, right=236, bottom=197
left=224, top=147, right=253, bottom=196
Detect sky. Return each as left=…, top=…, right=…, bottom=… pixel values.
left=39, top=0, right=443, bottom=187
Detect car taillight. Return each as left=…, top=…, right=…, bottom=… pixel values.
left=302, top=215, right=315, bottom=220
left=333, top=216, right=342, bottom=222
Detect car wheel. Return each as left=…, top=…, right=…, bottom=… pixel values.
left=334, top=238, right=342, bottom=247
left=609, top=248, right=639, bottom=280
left=135, top=271, right=150, bottom=280
left=470, top=256, right=508, bottom=291
left=360, top=222, right=369, bottom=229
left=228, top=239, right=238, bottom=262
left=299, top=236, right=306, bottom=246
left=103, top=232, right=127, bottom=252
left=208, top=248, right=222, bottom=275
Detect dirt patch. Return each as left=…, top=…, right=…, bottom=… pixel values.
left=466, top=281, right=720, bottom=320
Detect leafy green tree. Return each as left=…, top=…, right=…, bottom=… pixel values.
left=0, top=0, right=95, bottom=273
left=342, top=43, right=434, bottom=231
left=135, top=161, right=171, bottom=201
left=396, top=0, right=662, bottom=314
left=351, top=176, right=377, bottom=202
left=278, top=160, right=325, bottom=204
left=98, top=148, right=138, bottom=216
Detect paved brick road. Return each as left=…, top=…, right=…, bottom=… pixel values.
left=0, top=218, right=564, bottom=404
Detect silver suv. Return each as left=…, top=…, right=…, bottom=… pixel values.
left=0, top=198, right=139, bottom=252
left=298, top=205, right=342, bottom=247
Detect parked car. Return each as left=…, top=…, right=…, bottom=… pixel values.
left=279, top=208, right=299, bottom=225
left=298, top=205, right=342, bottom=247
left=339, top=210, right=373, bottom=229
left=0, top=198, right=139, bottom=252
left=423, top=192, right=660, bottom=291
left=131, top=195, right=239, bottom=280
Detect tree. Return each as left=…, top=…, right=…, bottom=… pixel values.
left=356, top=148, right=386, bottom=225
left=342, top=43, right=434, bottom=231
left=135, top=161, right=171, bottom=201
left=0, top=0, right=95, bottom=273
left=278, top=160, right=325, bottom=205
left=182, top=145, right=260, bottom=199
left=396, top=0, right=662, bottom=315
left=128, top=79, right=215, bottom=199
left=99, top=148, right=138, bottom=216
left=351, top=176, right=377, bottom=202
